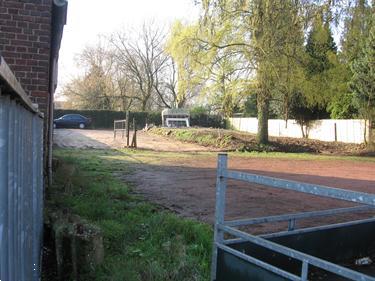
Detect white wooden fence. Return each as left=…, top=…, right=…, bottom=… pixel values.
left=228, top=118, right=370, bottom=144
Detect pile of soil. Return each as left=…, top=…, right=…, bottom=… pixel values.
left=151, top=127, right=373, bottom=156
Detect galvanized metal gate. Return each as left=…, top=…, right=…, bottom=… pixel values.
left=0, top=56, right=44, bottom=281
left=211, top=153, right=375, bottom=281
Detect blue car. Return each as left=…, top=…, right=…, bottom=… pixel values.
left=53, top=114, right=91, bottom=129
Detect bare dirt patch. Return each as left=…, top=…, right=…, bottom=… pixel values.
left=126, top=153, right=375, bottom=233
left=53, top=129, right=219, bottom=151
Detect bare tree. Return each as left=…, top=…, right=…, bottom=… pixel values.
left=63, top=23, right=193, bottom=111
left=63, top=41, right=116, bottom=110
left=153, top=58, right=181, bottom=108
left=110, top=23, right=184, bottom=110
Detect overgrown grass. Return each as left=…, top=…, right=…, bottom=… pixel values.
left=48, top=149, right=212, bottom=281
left=153, top=128, right=235, bottom=149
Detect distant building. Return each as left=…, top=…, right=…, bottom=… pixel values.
left=0, top=1, right=68, bottom=278
left=0, top=0, right=68, bottom=176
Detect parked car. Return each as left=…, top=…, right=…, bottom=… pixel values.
left=53, top=114, right=91, bottom=129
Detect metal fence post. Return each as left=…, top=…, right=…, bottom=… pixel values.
left=211, top=153, right=228, bottom=281
left=301, top=260, right=309, bottom=281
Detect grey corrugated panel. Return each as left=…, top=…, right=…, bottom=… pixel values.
left=0, top=95, right=44, bottom=281
left=0, top=95, right=10, bottom=281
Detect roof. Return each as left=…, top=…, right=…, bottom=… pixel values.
left=50, top=0, right=68, bottom=91
left=162, top=108, right=190, bottom=117
left=54, top=0, right=68, bottom=6
left=51, top=0, right=68, bottom=59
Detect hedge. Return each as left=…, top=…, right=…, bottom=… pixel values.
left=190, top=112, right=224, bottom=128
left=54, top=109, right=224, bottom=129
left=54, top=110, right=161, bottom=129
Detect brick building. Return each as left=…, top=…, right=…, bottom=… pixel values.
left=0, top=0, right=68, bottom=178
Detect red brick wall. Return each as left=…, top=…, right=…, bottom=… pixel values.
left=0, top=0, right=53, bottom=115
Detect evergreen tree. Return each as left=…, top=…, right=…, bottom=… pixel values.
left=306, top=14, right=337, bottom=76
left=350, top=13, right=375, bottom=144
left=342, top=0, right=371, bottom=64
left=330, top=0, right=373, bottom=119
left=300, top=12, right=337, bottom=116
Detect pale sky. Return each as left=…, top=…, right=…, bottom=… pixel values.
left=57, top=0, right=200, bottom=97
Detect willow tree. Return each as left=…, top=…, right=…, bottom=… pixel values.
left=166, top=22, right=208, bottom=108
left=267, top=1, right=306, bottom=124
left=198, top=0, right=309, bottom=143
left=166, top=20, right=252, bottom=116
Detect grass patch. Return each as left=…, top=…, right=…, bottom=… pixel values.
left=47, top=149, right=212, bottom=281
left=153, top=127, right=235, bottom=149
left=229, top=151, right=375, bottom=162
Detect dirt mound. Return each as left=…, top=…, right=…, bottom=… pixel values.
left=150, top=127, right=372, bottom=156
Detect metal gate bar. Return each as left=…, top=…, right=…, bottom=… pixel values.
left=113, top=119, right=127, bottom=139
left=225, top=205, right=373, bottom=228
left=211, top=153, right=375, bottom=281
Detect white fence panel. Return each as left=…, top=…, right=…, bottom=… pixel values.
left=228, top=118, right=369, bottom=144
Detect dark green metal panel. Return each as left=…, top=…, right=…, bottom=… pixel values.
left=216, top=239, right=303, bottom=280
left=269, top=221, right=375, bottom=263
left=216, top=220, right=375, bottom=281
left=216, top=249, right=289, bottom=281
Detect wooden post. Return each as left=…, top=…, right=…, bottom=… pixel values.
left=131, top=118, right=137, bottom=148
left=126, top=111, right=130, bottom=147
left=122, top=120, right=125, bottom=139
left=113, top=121, right=116, bottom=139
left=334, top=123, right=337, bottom=142
left=134, top=122, right=137, bottom=148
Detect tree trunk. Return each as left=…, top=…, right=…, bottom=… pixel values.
left=368, top=116, right=373, bottom=146
left=257, top=95, right=269, bottom=144
left=300, top=124, right=306, bottom=138
left=141, top=100, right=147, bottom=111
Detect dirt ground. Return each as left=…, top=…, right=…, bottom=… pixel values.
left=53, top=128, right=217, bottom=151
left=54, top=129, right=375, bottom=233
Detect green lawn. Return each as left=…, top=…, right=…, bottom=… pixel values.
left=48, top=148, right=212, bottom=281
